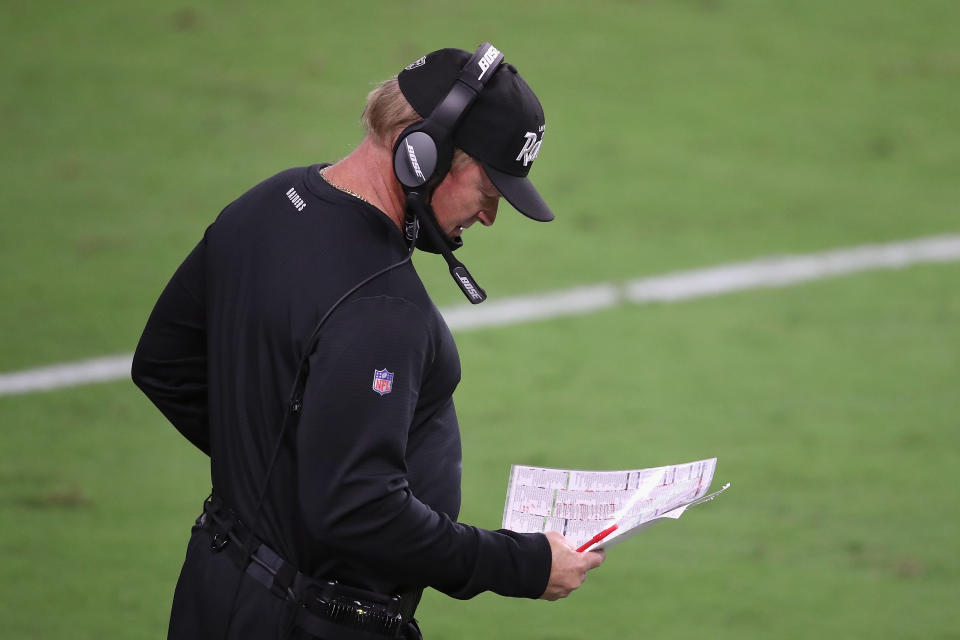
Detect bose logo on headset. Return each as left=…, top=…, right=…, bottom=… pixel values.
left=477, top=44, right=501, bottom=80
left=455, top=270, right=484, bottom=302
left=405, top=139, right=425, bottom=182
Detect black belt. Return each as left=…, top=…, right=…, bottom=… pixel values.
left=199, top=495, right=420, bottom=639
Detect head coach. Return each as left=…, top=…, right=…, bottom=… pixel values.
left=132, top=43, right=605, bottom=640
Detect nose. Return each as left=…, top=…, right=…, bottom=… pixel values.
left=478, top=202, right=499, bottom=227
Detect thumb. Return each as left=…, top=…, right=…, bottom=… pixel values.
left=583, top=549, right=606, bottom=569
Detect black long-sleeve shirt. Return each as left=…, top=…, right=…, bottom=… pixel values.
left=132, top=164, right=551, bottom=602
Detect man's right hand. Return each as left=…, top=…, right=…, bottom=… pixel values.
left=539, top=531, right=606, bottom=600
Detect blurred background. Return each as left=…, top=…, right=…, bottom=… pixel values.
left=1, top=1, right=958, bottom=637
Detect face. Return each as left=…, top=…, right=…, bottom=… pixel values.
left=430, top=159, right=501, bottom=241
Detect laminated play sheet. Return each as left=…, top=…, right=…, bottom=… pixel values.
left=501, top=457, right=730, bottom=552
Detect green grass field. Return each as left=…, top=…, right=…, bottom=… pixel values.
left=2, top=1, right=958, bottom=638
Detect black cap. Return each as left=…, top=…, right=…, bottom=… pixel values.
left=398, top=48, right=554, bottom=222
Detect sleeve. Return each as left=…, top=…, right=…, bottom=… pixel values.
left=131, top=239, right=209, bottom=455
left=296, top=295, right=551, bottom=600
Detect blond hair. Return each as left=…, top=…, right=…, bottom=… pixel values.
left=362, top=76, right=472, bottom=169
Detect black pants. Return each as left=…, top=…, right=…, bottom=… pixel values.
left=167, top=524, right=423, bottom=640
left=167, top=523, right=310, bottom=639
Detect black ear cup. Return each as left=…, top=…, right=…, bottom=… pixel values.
left=393, top=130, right=439, bottom=188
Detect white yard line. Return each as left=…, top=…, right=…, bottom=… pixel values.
left=0, top=355, right=135, bottom=397
left=2, top=234, right=959, bottom=397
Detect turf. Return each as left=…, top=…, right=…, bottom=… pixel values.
left=2, top=0, right=958, bottom=367
left=1, top=0, right=958, bottom=638
left=2, top=263, right=957, bottom=638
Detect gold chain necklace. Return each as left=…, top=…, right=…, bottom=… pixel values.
left=318, top=166, right=374, bottom=207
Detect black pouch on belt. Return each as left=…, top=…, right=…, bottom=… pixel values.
left=295, top=578, right=418, bottom=639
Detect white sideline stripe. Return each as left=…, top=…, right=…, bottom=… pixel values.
left=2, top=233, right=959, bottom=397
left=0, top=354, right=136, bottom=397
left=440, top=234, right=960, bottom=327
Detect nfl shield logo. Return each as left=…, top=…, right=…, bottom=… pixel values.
left=372, top=369, right=394, bottom=396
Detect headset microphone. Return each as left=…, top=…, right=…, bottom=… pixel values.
left=405, top=191, right=486, bottom=304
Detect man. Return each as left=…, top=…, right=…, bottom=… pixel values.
left=132, top=45, right=604, bottom=640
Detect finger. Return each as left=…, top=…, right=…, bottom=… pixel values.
left=585, top=550, right=605, bottom=569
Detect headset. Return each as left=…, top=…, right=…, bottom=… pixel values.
left=392, top=42, right=506, bottom=305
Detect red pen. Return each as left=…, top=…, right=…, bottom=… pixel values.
left=576, top=523, right=618, bottom=553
